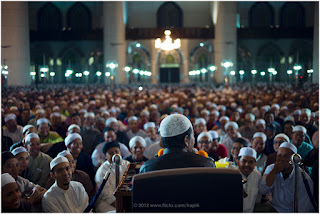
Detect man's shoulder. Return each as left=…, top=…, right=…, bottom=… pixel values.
left=39, top=152, right=53, bottom=161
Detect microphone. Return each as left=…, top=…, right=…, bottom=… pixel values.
left=112, top=154, right=122, bottom=188
left=290, top=153, right=302, bottom=165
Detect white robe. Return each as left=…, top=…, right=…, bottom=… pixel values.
left=240, top=169, right=261, bottom=212
left=42, top=181, right=89, bottom=213
left=94, top=160, right=130, bottom=212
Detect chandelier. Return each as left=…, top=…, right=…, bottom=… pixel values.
left=155, top=30, right=181, bottom=51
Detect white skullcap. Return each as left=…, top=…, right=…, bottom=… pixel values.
left=25, top=133, right=40, bottom=144
left=210, top=110, right=219, bottom=117
left=274, top=133, right=290, bottom=143
left=201, top=109, right=210, bottom=116
left=279, top=142, right=297, bottom=154
left=22, top=125, right=35, bottom=134
left=238, top=147, right=257, bottom=160
left=197, top=132, right=213, bottom=142
left=144, top=122, right=156, bottom=130
left=292, top=125, right=307, bottom=134
left=50, top=156, right=69, bottom=170
left=219, top=116, right=230, bottom=123
left=217, top=105, right=226, bottom=111
left=9, top=106, right=18, bottom=111
left=208, top=130, right=219, bottom=140
left=128, top=116, right=138, bottom=123
left=236, top=108, right=243, bottom=114
left=129, top=136, right=147, bottom=148
left=57, top=150, right=72, bottom=157
left=105, top=117, right=118, bottom=127
left=255, top=119, right=266, bottom=126
left=231, top=102, right=237, bottom=109
left=84, top=112, right=95, bottom=118
left=225, top=121, right=239, bottom=130
left=245, top=113, right=255, bottom=121
left=50, top=112, right=61, bottom=118
left=271, top=104, right=280, bottom=110
left=79, top=109, right=87, bottom=114
left=150, top=104, right=158, bottom=109
left=65, top=133, right=82, bottom=147
left=1, top=173, right=16, bottom=188
left=160, top=114, right=192, bottom=137
left=292, top=109, right=301, bottom=115
left=141, top=110, right=150, bottom=116
left=301, top=108, right=311, bottom=116
left=52, top=106, right=60, bottom=111
left=89, top=100, right=96, bottom=105
left=5, top=114, right=16, bottom=122
left=280, top=106, right=288, bottom=111
left=67, top=124, right=81, bottom=132
left=36, top=109, right=45, bottom=114
left=253, top=132, right=267, bottom=142
left=12, top=147, right=28, bottom=156
left=36, top=118, right=49, bottom=126
left=109, top=108, right=116, bottom=113
left=195, top=118, right=206, bottom=126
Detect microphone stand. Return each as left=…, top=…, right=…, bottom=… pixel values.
left=290, top=153, right=302, bottom=213
left=112, top=154, right=122, bottom=188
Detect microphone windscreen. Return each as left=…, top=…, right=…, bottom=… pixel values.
left=197, top=150, right=209, bottom=158
left=112, top=154, right=122, bottom=164
left=157, top=149, right=164, bottom=157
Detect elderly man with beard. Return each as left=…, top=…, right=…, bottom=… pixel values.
left=42, top=156, right=89, bottom=212
left=3, top=113, right=24, bottom=144
left=236, top=147, right=261, bottom=212
left=259, top=142, right=314, bottom=212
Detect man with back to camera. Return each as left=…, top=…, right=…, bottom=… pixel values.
left=139, top=114, right=214, bottom=173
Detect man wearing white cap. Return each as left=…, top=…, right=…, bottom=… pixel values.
left=236, top=147, right=261, bottom=212
left=144, top=122, right=160, bottom=149
left=255, top=119, right=266, bottom=133
left=291, top=125, right=313, bottom=161
left=239, top=113, right=256, bottom=141
left=292, top=109, right=301, bottom=124
left=299, top=108, right=318, bottom=140
left=259, top=142, right=314, bottom=212
left=124, top=136, right=149, bottom=163
left=27, top=109, right=45, bottom=127
left=3, top=113, right=24, bottom=144
left=36, top=118, right=63, bottom=153
left=194, top=118, right=207, bottom=147
left=217, top=116, right=229, bottom=143
left=1, top=173, right=32, bottom=212
left=251, top=132, right=268, bottom=174
left=207, top=110, right=219, bottom=130
left=197, top=131, right=219, bottom=160
left=42, top=156, right=89, bottom=212
left=126, top=116, right=147, bottom=140
left=221, top=121, right=242, bottom=158
left=25, top=133, right=52, bottom=187
left=50, top=112, right=68, bottom=139
left=106, top=117, right=130, bottom=148
left=208, top=130, right=227, bottom=159
left=140, top=114, right=214, bottom=173
left=11, top=146, right=33, bottom=181
left=78, top=115, right=101, bottom=155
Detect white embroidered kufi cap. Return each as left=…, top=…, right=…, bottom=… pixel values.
left=253, top=132, right=267, bottom=142
left=208, top=130, right=219, bottom=140
left=279, top=142, right=297, bottom=154
left=255, top=119, right=266, bottom=126
left=129, top=136, right=147, bottom=148
left=57, top=150, right=72, bottom=157
left=5, top=114, right=16, bottom=122
left=50, top=156, right=69, bottom=170
left=160, top=114, right=192, bottom=137
left=195, top=118, right=206, bottom=126
left=274, top=133, right=290, bottom=143
left=292, top=125, right=307, bottom=134
left=219, top=116, right=229, bottom=123
left=128, top=116, right=138, bottom=123
left=65, top=133, right=82, bottom=147
left=1, top=173, right=16, bottom=188
left=105, top=117, right=118, bottom=127
left=197, top=132, right=213, bottom=142
left=224, top=121, right=239, bottom=130
left=12, top=147, right=28, bottom=156
left=22, top=125, right=34, bottom=134
left=25, top=133, right=40, bottom=144
left=238, top=147, right=257, bottom=160
left=143, top=122, right=156, bottom=130
left=67, top=124, right=81, bottom=132
left=36, top=118, right=50, bottom=126
left=245, top=113, right=255, bottom=121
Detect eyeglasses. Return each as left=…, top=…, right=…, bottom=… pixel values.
left=232, top=146, right=242, bottom=150
left=199, top=141, right=211, bottom=144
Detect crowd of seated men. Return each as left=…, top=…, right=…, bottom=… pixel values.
left=1, top=82, right=318, bottom=212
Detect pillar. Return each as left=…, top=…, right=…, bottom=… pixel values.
left=313, top=2, right=319, bottom=83
left=1, top=2, right=30, bottom=86
left=180, top=39, right=190, bottom=84
left=212, top=2, right=237, bottom=84
left=103, top=2, right=126, bottom=85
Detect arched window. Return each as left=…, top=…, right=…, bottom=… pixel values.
left=280, top=3, right=305, bottom=28
left=249, top=2, right=274, bottom=28
left=67, top=2, right=91, bottom=31
left=157, top=2, right=183, bottom=28
left=38, top=3, right=62, bottom=31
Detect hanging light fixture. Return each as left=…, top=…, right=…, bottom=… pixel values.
left=155, top=30, right=181, bottom=51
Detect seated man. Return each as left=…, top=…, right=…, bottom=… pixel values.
left=124, top=136, right=149, bottom=163
left=140, top=114, right=214, bottom=173
left=2, top=173, right=32, bottom=212
left=143, top=122, right=160, bottom=149
left=236, top=147, right=261, bottom=212
left=208, top=130, right=227, bottom=159
left=229, top=137, right=249, bottom=164
left=3, top=114, right=24, bottom=144
left=25, top=133, right=52, bottom=187
left=42, top=156, right=89, bottom=212
left=292, top=125, right=313, bottom=161
left=251, top=132, right=268, bottom=174
left=259, top=142, right=314, bottom=212
left=126, top=116, right=147, bottom=140
left=95, top=141, right=130, bottom=212
left=197, top=131, right=219, bottom=160
left=12, top=146, right=33, bottom=180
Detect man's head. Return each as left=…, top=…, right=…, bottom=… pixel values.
left=160, top=114, right=194, bottom=152
left=300, top=108, right=311, bottom=125
left=128, top=116, right=139, bottom=132
left=11, top=147, right=29, bottom=172
left=57, top=150, right=76, bottom=173
left=140, top=110, right=150, bottom=124
left=244, top=113, right=255, bottom=128
left=194, top=118, right=207, bottom=134
left=50, top=156, right=72, bottom=190
left=84, top=112, right=95, bottom=127
left=1, top=173, right=21, bottom=210
left=208, top=130, right=220, bottom=152
left=103, top=127, right=117, bottom=142
left=22, top=124, right=36, bottom=137
left=103, top=141, right=121, bottom=163
left=36, top=118, right=50, bottom=137
left=25, top=133, right=41, bottom=157
left=292, top=109, right=301, bottom=123
left=67, top=124, right=81, bottom=136
left=2, top=152, right=20, bottom=179
left=144, top=122, right=157, bottom=140
left=209, top=110, right=219, bottom=122
left=35, top=109, right=45, bottom=120
left=231, top=138, right=249, bottom=160
left=95, top=117, right=106, bottom=133
left=236, top=147, right=257, bottom=177
left=276, top=142, right=297, bottom=174
left=197, top=132, right=212, bottom=152
left=273, top=133, right=290, bottom=152
left=71, top=113, right=82, bottom=126
left=292, top=125, right=306, bottom=148
left=283, top=120, right=294, bottom=139
left=5, top=114, right=18, bottom=133
left=251, top=132, right=267, bottom=154
left=219, top=116, right=229, bottom=132
left=255, top=119, right=266, bottom=132
left=50, top=113, right=62, bottom=128
left=65, top=133, right=83, bottom=157
left=105, top=117, right=119, bottom=132
left=225, top=121, right=239, bottom=140
left=129, top=136, right=146, bottom=161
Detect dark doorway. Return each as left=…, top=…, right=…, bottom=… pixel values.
left=160, top=67, right=180, bottom=83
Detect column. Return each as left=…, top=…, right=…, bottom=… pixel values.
left=313, top=2, right=319, bottom=83
left=212, top=2, right=237, bottom=84
left=1, top=2, right=30, bottom=86
left=103, top=2, right=126, bottom=85
left=180, top=39, right=190, bottom=84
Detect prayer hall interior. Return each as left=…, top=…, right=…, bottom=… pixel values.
left=1, top=1, right=319, bottom=213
